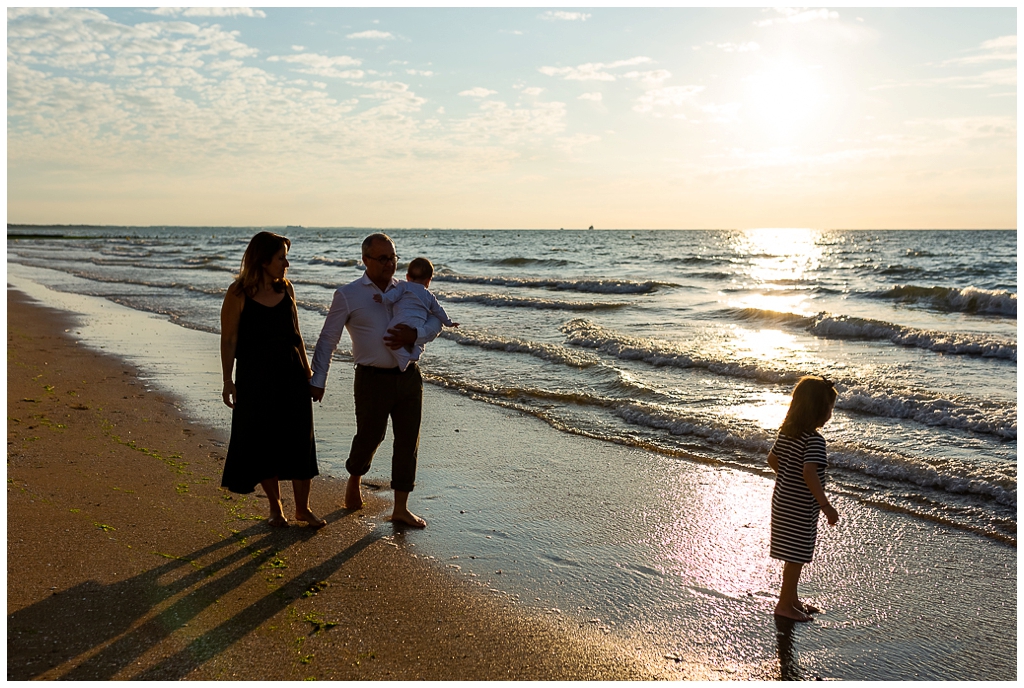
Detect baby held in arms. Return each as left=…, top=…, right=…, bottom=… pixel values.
left=373, top=257, right=459, bottom=371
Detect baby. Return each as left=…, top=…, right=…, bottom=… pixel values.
left=374, top=257, right=458, bottom=371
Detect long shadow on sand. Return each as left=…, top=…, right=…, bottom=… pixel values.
left=7, top=509, right=372, bottom=680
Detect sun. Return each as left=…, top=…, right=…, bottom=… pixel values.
left=744, top=62, right=824, bottom=137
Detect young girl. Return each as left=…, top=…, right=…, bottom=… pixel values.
left=767, top=376, right=839, bottom=622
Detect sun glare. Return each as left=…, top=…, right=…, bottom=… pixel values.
left=744, top=63, right=824, bottom=137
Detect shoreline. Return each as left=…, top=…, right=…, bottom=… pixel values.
left=6, top=287, right=693, bottom=680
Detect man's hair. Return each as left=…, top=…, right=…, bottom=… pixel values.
left=407, top=257, right=434, bottom=281
left=361, top=232, right=393, bottom=257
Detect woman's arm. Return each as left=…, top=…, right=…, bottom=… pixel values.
left=220, top=285, right=244, bottom=408
left=767, top=451, right=779, bottom=473
left=286, top=282, right=312, bottom=378
left=802, top=463, right=839, bottom=525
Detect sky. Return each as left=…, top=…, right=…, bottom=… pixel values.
left=6, top=6, right=1017, bottom=229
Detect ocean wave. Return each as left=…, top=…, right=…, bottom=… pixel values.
left=560, top=318, right=799, bottom=384
left=432, top=272, right=672, bottom=294
left=309, top=256, right=360, bottom=267
left=873, top=284, right=1017, bottom=317
left=727, top=307, right=1017, bottom=360
left=440, top=329, right=602, bottom=368
left=434, top=290, right=629, bottom=312
left=469, top=256, right=577, bottom=268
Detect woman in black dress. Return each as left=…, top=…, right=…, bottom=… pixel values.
left=220, top=231, right=325, bottom=528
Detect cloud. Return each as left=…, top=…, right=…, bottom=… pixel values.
left=540, top=11, right=591, bottom=22
left=633, top=85, right=704, bottom=114
left=459, top=87, right=498, bottom=98
left=622, top=69, right=672, bottom=87
left=291, top=45, right=305, bottom=51
left=406, top=69, right=434, bottom=76
left=944, top=35, right=1016, bottom=66
left=267, top=52, right=363, bottom=79
left=755, top=8, right=839, bottom=27
left=149, top=8, right=267, bottom=19
left=521, top=87, right=544, bottom=96
left=539, top=56, right=652, bottom=81
left=346, top=30, right=394, bottom=40
left=716, top=41, right=760, bottom=52
left=553, top=133, right=600, bottom=153
left=579, top=92, right=602, bottom=101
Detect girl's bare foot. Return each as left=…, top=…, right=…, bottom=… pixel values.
left=268, top=515, right=289, bottom=528
left=295, top=510, right=327, bottom=528
left=796, top=600, right=822, bottom=614
left=774, top=603, right=812, bottom=622
left=389, top=507, right=427, bottom=528
left=345, top=475, right=363, bottom=510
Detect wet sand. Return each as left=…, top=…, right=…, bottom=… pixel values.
left=6, top=288, right=697, bottom=680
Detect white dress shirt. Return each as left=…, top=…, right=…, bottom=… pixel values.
left=310, top=271, right=443, bottom=388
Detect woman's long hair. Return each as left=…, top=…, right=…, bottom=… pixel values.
left=232, top=232, right=291, bottom=298
left=779, top=376, right=838, bottom=438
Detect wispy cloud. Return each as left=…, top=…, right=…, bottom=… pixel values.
left=347, top=30, right=394, bottom=40
left=553, top=132, right=600, bottom=153
left=521, top=87, right=544, bottom=96
left=716, top=41, right=760, bottom=52
left=406, top=69, right=434, bottom=76
left=633, top=85, right=704, bottom=115
left=539, top=56, right=652, bottom=81
left=755, top=8, right=839, bottom=28
left=622, top=69, right=672, bottom=87
left=540, top=11, right=591, bottom=22
left=148, top=7, right=267, bottom=19
left=943, top=35, right=1016, bottom=66
left=267, top=53, right=364, bottom=79
left=459, top=87, right=498, bottom=98
left=579, top=92, right=602, bottom=101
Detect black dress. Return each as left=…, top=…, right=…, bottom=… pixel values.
left=221, top=290, right=318, bottom=493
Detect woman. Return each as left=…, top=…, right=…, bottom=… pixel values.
left=220, top=231, right=325, bottom=528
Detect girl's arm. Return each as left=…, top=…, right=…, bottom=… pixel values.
left=767, top=451, right=779, bottom=473
left=220, top=285, right=244, bottom=408
left=286, top=282, right=313, bottom=378
left=802, top=464, right=839, bottom=525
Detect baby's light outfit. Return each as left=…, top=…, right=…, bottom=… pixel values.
left=381, top=281, right=455, bottom=371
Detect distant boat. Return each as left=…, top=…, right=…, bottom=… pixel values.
left=588, top=225, right=594, bottom=230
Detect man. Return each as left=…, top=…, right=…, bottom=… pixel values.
left=309, top=233, right=442, bottom=527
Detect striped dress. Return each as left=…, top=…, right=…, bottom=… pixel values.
left=770, top=430, right=828, bottom=564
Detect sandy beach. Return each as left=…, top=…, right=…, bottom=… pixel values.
left=7, top=288, right=697, bottom=680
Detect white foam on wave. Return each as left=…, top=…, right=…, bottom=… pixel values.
left=432, top=273, right=670, bottom=294
left=878, top=284, right=1017, bottom=317
left=560, top=318, right=798, bottom=383
left=837, top=385, right=1016, bottom=439
left=809, top=314, right=1016, bottom=360
left=440, top=329, right=601, bottom=368
left=434, top=290, right=628, bottom=311
left=309, top=256, right=360, bottom=267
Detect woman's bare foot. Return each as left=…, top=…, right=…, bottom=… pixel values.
left=389, top=507, right=427, bottom=528
left=345, top=475, right=363, bottom=510
left=774, top=603, right=812, bottom=622
left=268, top=515, right=289, bottom=528
left=295, top=510, right=327, bottom=529
left=796, top=600, right=822, bottom=614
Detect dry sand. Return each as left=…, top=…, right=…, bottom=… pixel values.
left=7, top=288, right=705, bottom=680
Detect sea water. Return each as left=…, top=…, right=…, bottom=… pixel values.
left=7, top=227, right=1016, bottom=678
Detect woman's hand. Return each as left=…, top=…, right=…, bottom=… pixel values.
left=222, top=380, right=237, bottom=408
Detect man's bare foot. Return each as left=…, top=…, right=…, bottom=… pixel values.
left=345, top=475, right=363, bottom=510
left=796, top=600, right=822, bottom=614
left=389, top=508, right=427, bottom=528
left=774, top=603, right=812, bottom=622
left=268, top=515, right=289, bottom=528
left=295, top=510, right=327, bottom=528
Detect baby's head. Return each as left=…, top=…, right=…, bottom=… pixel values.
left=406, top=257, right=434, bottom=287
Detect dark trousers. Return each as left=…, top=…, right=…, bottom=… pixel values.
left=346, top=363, right=422, bottom=493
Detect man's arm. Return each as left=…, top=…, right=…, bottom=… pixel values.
left=383, top=314, right=442, bottom=350
left=309, top=289, right=351, bottom=397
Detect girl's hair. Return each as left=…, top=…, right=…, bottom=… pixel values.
left=779, top=376, right=838, bottom=438
left=232, top=232, right=291, bottom=298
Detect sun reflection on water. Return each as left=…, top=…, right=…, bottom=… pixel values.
left=732, top=228, right=823, bottom=286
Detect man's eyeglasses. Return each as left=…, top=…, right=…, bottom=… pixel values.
left=364, top=254, right=399, bottom=265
